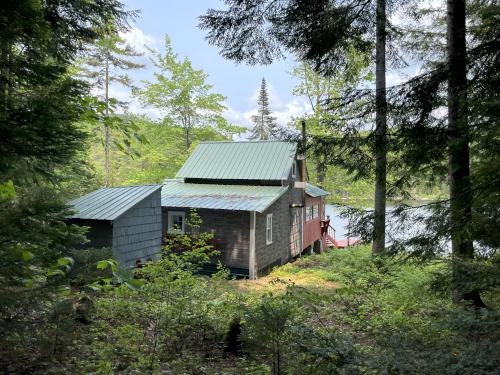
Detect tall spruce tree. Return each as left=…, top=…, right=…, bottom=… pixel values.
left=0, top=0, right=128, bottom=183
left=384, top=0, right=499, bottom=306
left=250, top=78, right=278, bottom=140
left=200, top=0, right=394, bottom=254
left=0, top=0, right=130, bottom=301
left=373, top=0, right=388, bottom=255
left=80, top=33, right=145, bottom=186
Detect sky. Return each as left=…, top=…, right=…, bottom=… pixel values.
left=118, top=0, right=310, bottom=131
left=117, top=0, right=423, bottom=133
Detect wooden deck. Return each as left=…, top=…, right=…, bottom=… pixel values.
left=322, top=221, right=361, bottom=249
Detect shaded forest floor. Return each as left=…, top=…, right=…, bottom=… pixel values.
left=2, top=246, right=499, bottom=374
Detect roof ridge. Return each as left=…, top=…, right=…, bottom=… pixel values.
left=99, top=184, right=161, bottom=189
left=163, top=180, right=287, bottom=189
left=176, top=141, right=297, bottom=180
left=198, top=140, right=296, bottom=144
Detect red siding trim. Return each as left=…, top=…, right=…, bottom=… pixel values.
left=303, top=196, right=323, bottom=249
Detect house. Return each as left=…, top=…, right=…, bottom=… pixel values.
left=161, top=141, right=329, bottom=279
left=68, top=184, right=163, bottom=266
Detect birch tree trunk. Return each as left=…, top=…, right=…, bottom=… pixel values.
left=372, top=0, right=387, bottom=256
left=104, top=57, right=111, bottom=186
left=183, top=115, right=191, bottom=152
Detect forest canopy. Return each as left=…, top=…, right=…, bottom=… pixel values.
left=0, top=0, right=498, bottom=374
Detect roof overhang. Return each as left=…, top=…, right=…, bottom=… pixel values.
left=161, top=181, right=288, bottom=213
left=305, top=183, right=330, bottom=197
left=68, top=184, right=162, bottom=221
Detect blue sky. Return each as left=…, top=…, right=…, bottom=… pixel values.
left=118, top=1, right=420, bottom=131
left=119, top=0, right=309, bottom=129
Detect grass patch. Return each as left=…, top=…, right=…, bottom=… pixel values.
left=234, top=245, right=370, bottom=294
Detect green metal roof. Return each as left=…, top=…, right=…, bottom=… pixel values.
left=68, top=185, right=161, bottom=220
left=305, top=183, right=330, bottom=197
left=161, top=181, right=288, bottom=213
left=176, top=141, right=297, bottom=181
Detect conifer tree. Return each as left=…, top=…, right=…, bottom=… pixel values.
left=201, top=0, right=394, bottom=254
left=0, top=0, right=130, bottom=304
left=373, top=0, right=388, bottom=256
left=250, top=78, right=278, bottom=140
left=382, top=0, right=499, bottom=306
left=80, top=33, right=145, bottom=186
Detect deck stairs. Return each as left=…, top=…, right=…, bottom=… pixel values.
left=323, top=223, right=361, bottom=249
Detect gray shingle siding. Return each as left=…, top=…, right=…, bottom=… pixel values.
left=255, top=192, right=291, bottom=275
left=287, top=166, right=305, bottom=207
left=112, top=190, right=162, bottom=266
left=162, top=207, right=250, bottom=270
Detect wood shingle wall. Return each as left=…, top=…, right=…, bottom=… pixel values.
left=112, top=190, right=162, bottom=266
left=162, top=207, right=250, bottom=271
left=255, top=192, right=292, bottom=276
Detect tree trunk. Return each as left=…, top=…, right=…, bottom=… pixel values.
left=104, top=57, right=111, bottom=186
left=447, top=0, right=485, bottom=307
left=372, top=0, right=387, bottom=256
left=316, top=156, right=326, bottom=186
left=184, top=115, right=191, bottom=151
left=184, top=126, right=190, bottom=151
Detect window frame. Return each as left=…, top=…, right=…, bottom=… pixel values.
left=167, top=211, right=186, bottom=234
left=266, top=213, right=273, bottom=245
left=305, top=206, right=312, bottom=222
left=313, top=204, right=319, bottom=219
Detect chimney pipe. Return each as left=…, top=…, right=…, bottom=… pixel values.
left=301, top=120, right=306, bottom=182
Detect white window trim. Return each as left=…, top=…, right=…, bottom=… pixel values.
left=167, top=211, right=185, bottom=234
left=306, top=206, right=312, bottom=222
left=266, top=213, right=273, bottom=245
left=313, top=204, right=319, bottom=219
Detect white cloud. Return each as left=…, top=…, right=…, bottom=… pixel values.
left=273, top=98, right=312, bottom=126
left=223, top=93, right=312, bottom=140
left=386, top=71, right=406, bottom=87
left=223, top=105, right=252, bottom=128
left=119, top=27, right=158, bottom=54
left=108, top=85, right=161, bottom=120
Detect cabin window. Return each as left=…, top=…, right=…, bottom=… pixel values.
left=292, top=162, right=296, bottom=178
left=306, top=206, right=312, bottom=222
left=266, top=214, right=273, bottom=245
left=168, top=211, right=185, bottom=234
left=313, top=205, right=319, bottom=219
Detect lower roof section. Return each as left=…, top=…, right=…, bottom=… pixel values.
left=305, top=183, right=330, bottom=197
left=68, top=184, right=162, bottom=221
left=161, top=181, right=288, bottom=213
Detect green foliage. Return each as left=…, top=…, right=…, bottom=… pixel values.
left=72, top=225, right=240, bottom=374
left=67, top=247, right=113, bottom=288
left=2, top=240, right=498, bottom=373
left=78, top=30, right=147, bottom=186
left=135, top=35, right=238, bottom=150
left=86, top=116, right=238, bottom=186
left=0, top=1, right=139, bottom=372
left=0, top=0, right=129, bottom=181
left=243, top=287, right=301, bottom=373
left=0, top=187, right=87, bottom=290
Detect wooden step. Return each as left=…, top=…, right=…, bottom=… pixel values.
left=323, top=234, right=361, bottom=249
